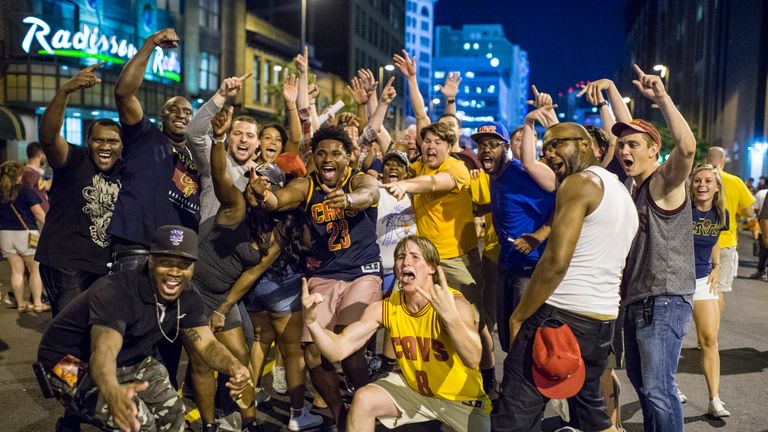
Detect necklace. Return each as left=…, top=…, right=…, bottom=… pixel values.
left=154, top=294, right=181, bottom=343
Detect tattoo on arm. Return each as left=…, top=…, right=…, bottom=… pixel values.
left=183, top=328, right=202, bottom=344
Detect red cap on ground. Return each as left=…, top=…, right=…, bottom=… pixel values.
left=611, top=119, right=661, bottom=147
left=531, top=322, right=586, bottom=399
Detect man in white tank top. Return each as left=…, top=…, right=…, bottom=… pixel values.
left=493, top=122, right=638, bottom=432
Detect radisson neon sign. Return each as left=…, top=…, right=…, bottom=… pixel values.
left=20, top=16, right=181, bottom=82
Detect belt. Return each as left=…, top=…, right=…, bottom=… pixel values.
left=112, top=248, right=149, bottom=262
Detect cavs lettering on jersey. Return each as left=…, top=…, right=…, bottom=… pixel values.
left=382, top=288, right=490, bottom=410
left=305, top=167, right=381, bottom=281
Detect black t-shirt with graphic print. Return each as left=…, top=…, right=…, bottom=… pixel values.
left=108, top=116, right=201, bottom=248
left=35, top=145, right=122, bottom=274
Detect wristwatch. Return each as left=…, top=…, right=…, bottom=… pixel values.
left=447, top=98, right=456, bottom=104
left=596, top=101, right=609, bottom=109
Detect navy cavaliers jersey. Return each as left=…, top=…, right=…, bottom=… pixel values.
left=305, top=168, right=381, bottom=281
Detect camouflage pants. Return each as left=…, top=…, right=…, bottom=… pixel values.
left=49, top=356, right=186, bottom=432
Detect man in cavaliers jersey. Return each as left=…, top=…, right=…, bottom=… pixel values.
left=303, top=235, right=489, bottom=432
left=248, top=124, right=382, bottom=428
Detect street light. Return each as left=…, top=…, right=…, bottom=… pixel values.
left=301, top=0, right=307, bottom=49
left=378, top=64, right=395, bottom=86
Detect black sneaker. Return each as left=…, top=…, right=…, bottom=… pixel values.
left=202, top=423, right=220, bottom=432
left=54, top=416, right=82, bottom=432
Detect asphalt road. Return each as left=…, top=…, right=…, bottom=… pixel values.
left=1, top=235, right=766, bottom=431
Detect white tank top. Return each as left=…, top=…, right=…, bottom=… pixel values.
left=545, top=166, right=639, bottom=317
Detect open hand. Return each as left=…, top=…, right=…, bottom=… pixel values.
left=283, top=73, right=298, bottom=104
left=393, top=49, right=417, bottom=78
left=347, top=77, right=369, bottom=105
left=438, top=72, right=461, bottom=98
left=632, top=64, right=668, bottom=103
left=105, top=381, right=149, bottom=432
left=301, top=277, right=324, bottom=326
left=358, top=69, right=378, bottom=97
left=150, top=28, right=180, bottom=49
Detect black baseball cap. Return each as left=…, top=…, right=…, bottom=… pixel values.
left=150, top=225, right=198, bottom=261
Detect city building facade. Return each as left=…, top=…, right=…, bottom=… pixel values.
left=404, top=0, right=436, bottom=119
left=431, top=24, right=528, bottom=135
left=621, top=0, right=768, bottom=178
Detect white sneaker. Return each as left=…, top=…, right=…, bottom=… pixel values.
left=677, top=387, right=687, bottom=403
left=708, top=396, right=730, bottom=417
left=288, top=407, right=324, bottom=431
left=272, top=364, right=287, bottom=394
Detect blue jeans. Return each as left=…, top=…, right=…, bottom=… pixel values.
left=623, top=295, right=692, bottom=432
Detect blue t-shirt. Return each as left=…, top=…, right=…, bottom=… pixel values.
left=692, top=207, right=728, bottom=279
left=0, top=186, right=41, bottom=230
left=108, top=116, right=201, bottom=247
left=490, top=157, right=556, bottom=271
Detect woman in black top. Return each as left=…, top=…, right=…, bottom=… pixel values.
left=0, top=161, right=47, bottom=313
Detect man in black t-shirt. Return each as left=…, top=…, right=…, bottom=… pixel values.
left=38, top=226, right=254, bottom=432
left=109, top=27, right=200, bottom=271
left=36, top=63, right=123, bottom=316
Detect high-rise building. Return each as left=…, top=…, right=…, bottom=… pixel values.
left=431, top=24, right=528, bottom=134
left=249, top=0, right=407, bottom=130
left=621, top=0, right=768, bottom=178
left=404, top=0, right=437, bottom=119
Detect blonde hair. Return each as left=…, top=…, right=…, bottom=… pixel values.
left=394, top=235, right=441, bottom=285
left=690, top=164, right=726, bottom=226
left=0, top=161, right=23, bottom=204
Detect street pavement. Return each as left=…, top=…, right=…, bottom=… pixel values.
left=1, top=234, right=767, bottom=431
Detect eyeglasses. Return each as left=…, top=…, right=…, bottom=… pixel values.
left=542, top=137, right=587, bottom=149
left=476, top=140, right=507, bottom=151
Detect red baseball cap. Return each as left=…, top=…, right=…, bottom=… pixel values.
left=531, top=321, right=585, bottom=399
left=611, top=119, right=661, bottom=147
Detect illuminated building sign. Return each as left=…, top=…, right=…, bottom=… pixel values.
left=20, top=16, right=181, bottom=82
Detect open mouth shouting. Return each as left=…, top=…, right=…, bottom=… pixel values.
left=263, top=145, right=279, bottom=160
left=400, top=268, right=416, bottom=285
left=159, top=277, right=183, bottom=299
left=480, top=153, right=495, bottom=171
left=321, top=164, right=338, bottom=184
left=96, top=150, right=114, bottom=165
left=622, top=158, right=634, bottom=171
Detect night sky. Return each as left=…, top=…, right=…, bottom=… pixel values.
left=434, top=0, right=629, bottom=97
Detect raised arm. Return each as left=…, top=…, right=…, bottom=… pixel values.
left=303, top=279, right=382, bottom=362
left=508, top=172, right=602, bottom=346
left=393, top=50, right=430, bottom=140
left=114, top=28, right=179, bottom=125
left=439, top=72, right=461, bottom=116
left=521, top=88, right=558, bottom=192
left=283, top=74, right=302, bottom=154
left=40, top=63, right=104, bottom=168
left=632, top=65, right=695, bottom=190
left=90, top=325, right=149, bottom=432
left=210, top=106, right=246, bottom=226
left=577, top=78, right=632, bottom=124
left=347, top=74, right=372, bottom=129
left=359, top=69, right=379, bottom=121
left=358, top=76, right=397, bottom=158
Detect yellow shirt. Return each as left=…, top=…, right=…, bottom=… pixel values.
left=382, top=288, right=490, bottom=409
left=718, top=170, right=755, bottom=248
left=474, top=171, right=500, bottom=262
left=412, top=158, right=477, bottom=259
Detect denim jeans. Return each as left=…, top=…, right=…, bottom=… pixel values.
left=493, top=304, right=615, bottom=432
left=496, top=265, right=533, bottom=353
left=40, top=264, right=103, bottom=317
left=623, top=295, right=692, bottom=432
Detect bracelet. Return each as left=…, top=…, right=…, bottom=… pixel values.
left=213, top=310, right=226, bottom=319
left=344, top=193, right=353, bottom=209
left=596, top=101, right=608, bottom=109
left=447, top=98, right=456, bottom=103
left=213, top=136, right=226, bottom=145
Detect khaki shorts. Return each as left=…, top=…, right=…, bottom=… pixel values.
left=717, top=246, right=738, bottom=293
left=0, top=230, right=38, bottom=257
left=694, top=276, right=720, bottom=301
left=369, top=372, right=490, bottom=431
left=440, top=249, right=485, bottom=323
left=302, top=275, right=382, bottom=343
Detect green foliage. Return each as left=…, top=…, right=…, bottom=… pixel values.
left=651, top=121, right=710, bottom=164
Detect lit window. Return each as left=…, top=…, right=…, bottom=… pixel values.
left=434, top=71, right=445, bottom=79
left=490, top=58, right=500, bottom=67
left=473, top=43, right=479, bottom=49
left=433, top=84, right=440, bottom=91
left=64, top=117, right=82, bottom=146
left=463, top=43, right=470, bottom=50
left=488, top=85, right=496, bottom=94
left=200, top=52, right=219, bottom=91
left=463, top=85, right=470, bottom=94
left=198, top=0, right=220, bottom=30
left=432, top=98, right=441, bottom=105
left=486, top=53, right=493, bottom=59
left=465, top=71, right=475, bottom=78
left=476, top=87, right=482, bottom=94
